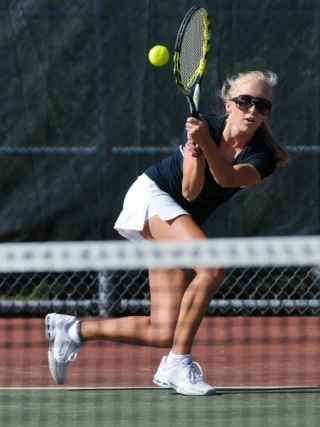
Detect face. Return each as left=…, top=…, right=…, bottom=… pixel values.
left=225, top=79, right=273, bottom=134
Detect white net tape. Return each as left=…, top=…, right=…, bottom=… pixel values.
left=0, top=236, right=319, bottom=272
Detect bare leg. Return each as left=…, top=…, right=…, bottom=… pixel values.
left=80, top=267, right=190, bottom=347
left=171, top=266, right=224, bottom=354
left=80, top=214, right=224, bottom=352
left=141, top=214, right=225, bottom=354
left=46, top=214, right=223, bottom=393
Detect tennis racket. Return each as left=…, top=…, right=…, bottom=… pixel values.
left=173, top=6, right=211, bottom=118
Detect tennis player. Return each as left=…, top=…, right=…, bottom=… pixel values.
left=45, top=71, right=290, bottom=396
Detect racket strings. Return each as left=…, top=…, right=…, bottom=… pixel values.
left=179, top=11, right=206, bottom=89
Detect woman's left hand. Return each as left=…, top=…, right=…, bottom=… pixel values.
left=185, top=139, right=203, bottom=158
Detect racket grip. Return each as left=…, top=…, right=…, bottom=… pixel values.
left=193, top=84, right=201, bottom=117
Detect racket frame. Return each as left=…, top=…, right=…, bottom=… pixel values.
left=173, top=6, right=211, bottom=117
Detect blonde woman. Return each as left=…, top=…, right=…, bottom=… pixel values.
left=45, top=71, right=289, bottom=396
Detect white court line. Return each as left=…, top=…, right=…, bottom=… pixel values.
left=1, top=386, right=319, bottom=391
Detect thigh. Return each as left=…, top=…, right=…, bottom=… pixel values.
left=140, top=214, right=207, bottom=241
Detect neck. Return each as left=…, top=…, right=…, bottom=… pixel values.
left=222, top=118, right=254, bottom=148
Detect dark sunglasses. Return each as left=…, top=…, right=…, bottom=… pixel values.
left=230, top=95, right=272, bottom=115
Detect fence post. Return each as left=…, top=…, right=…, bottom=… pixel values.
left=98, top=270, right=114, bottom=317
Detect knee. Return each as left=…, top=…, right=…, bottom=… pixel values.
left=214, top=268, right=226, bottom=284
left=150, top=326, right=174, bottom=348
left=156, top=336, right=174, bottom=348
left=196, top=267, right=225, bottom=292
left=201, top=267, right=225, bottom=282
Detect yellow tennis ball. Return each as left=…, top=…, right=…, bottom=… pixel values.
left=148, top=45, right=170, bottom=66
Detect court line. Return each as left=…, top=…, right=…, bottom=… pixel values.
left=1, top=385, right=319, bottom=392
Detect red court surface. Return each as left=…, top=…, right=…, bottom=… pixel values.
left=1, top=316, right=319, bottom=388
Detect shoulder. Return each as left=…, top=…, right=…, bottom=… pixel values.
left=237, top=136, right=277, bottom=179
left=247, top=134, right=275, bottom=158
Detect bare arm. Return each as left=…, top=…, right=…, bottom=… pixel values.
left=185, top=116, right=261, bottom=188
left=182, top=144, right=206, bottom=201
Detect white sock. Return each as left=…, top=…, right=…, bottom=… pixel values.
left=67, top=320, right=82, bottom=344
left=167, top=350, right=192, bottom=366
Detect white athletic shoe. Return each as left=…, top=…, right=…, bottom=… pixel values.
left=45, top=313, right=81, bottom=385
left=153, top=355, right=216, bottom=396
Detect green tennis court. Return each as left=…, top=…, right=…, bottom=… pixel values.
left=1, top=387, right=320, bottom=427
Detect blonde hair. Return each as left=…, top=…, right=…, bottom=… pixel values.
left=220, top=71, right=290, bottom=167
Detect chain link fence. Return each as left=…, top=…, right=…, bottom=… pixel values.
left=1, top=265, right=320, bottom=317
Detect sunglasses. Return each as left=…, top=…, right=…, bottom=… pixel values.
left=230, top=95, right=272, bottom=115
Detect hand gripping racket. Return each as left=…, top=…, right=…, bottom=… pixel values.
left=173, top=6, right=211, bottom=118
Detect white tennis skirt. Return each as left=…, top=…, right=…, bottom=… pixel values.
left=114, top=173, right=190, bottom=243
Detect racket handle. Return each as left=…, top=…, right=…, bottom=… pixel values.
left=193, top=84, right=201, bottom=116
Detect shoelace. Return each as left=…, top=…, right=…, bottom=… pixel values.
left=187, top=362, right=204, bottom=384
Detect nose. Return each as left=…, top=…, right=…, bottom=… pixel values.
left=248, top=102, right=257, bottom=112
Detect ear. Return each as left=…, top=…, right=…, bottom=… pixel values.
left=225, top=101, right=231, bottom=114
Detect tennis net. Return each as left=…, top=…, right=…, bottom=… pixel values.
left=1, top=236, right=320, bottom=426
left=1, top=236, right=320, bottom=316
